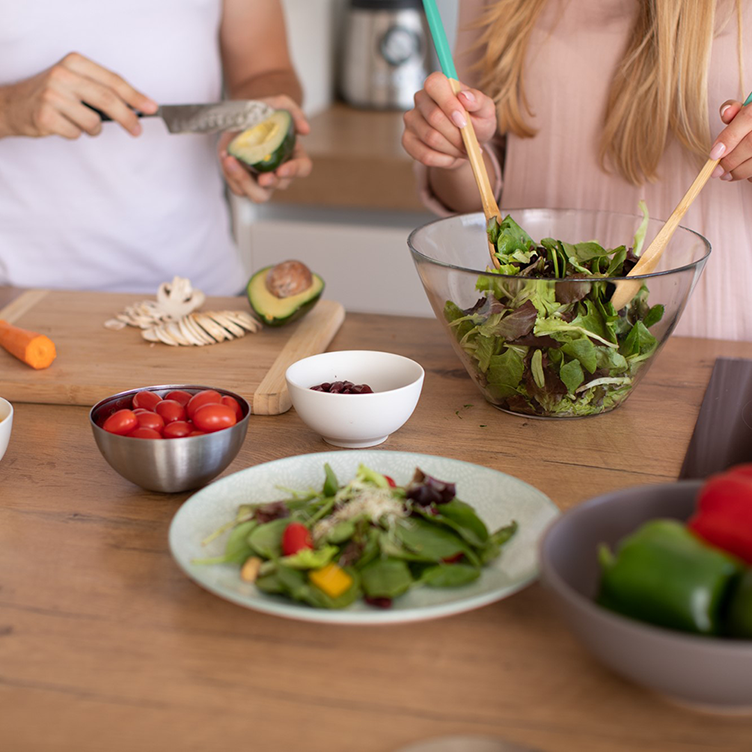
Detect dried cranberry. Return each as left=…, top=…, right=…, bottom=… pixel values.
left=310, top=380, right=374, bottom=394
left=365, top=596, right=392, bottom=609
left=254, top=501, right=290, bottom=524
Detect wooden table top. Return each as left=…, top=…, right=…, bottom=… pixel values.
left=2, top=288, right=752, bottom=751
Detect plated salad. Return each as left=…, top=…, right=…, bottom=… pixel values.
left=443, top=203, right=665, bottom=417
left=197, top=464, right=517, bottom=610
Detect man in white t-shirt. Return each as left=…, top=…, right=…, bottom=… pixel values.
left=0, top=0, right=311, bottom=294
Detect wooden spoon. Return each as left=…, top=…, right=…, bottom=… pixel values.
left=422, top=0, right=501, bottom=270
left=611, top=91, right=752, bottom=310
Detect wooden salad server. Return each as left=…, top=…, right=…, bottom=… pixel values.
left=611, top=90, right=752, bottom=311
left=422, top=0, right=501, bottom=270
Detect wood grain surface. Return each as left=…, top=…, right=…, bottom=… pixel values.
left=2, top=306, right=752, bottom=752
left=0, top=290, right=344, bottom=414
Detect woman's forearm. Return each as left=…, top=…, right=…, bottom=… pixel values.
left=426, top=148, right=498, bottom=214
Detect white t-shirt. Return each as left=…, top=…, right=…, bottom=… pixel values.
left=0, top=0, right=247, bottom=295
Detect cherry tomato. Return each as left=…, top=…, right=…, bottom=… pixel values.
left=282, top=523, right=313, bottom=556
left=188, top=430, right=206, bottom=437
left=163, top=421, right=194, bottom=439
left=133, top=408, right=150, bottom=415
left=135, top=411, right=165, bottom=433
left=129, top=427, right=162, bottom=439
left=192, top=403, right=237, bottom=433
left=164, top=390, right=193, bottom=407
left=155, top=399, right=186, bottom=424
left=102, top=409, right=138, bottom=436
left=132, top=390, right=162, bottom=412
left=221, top=395, right=243, bottom=422
left=186, top=389, right=222, bottom=419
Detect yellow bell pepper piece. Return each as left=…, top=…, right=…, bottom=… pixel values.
left=309, top=563, right=352, bottom=599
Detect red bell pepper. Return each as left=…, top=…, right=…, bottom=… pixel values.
left=687, top=467, right=752, bottom=565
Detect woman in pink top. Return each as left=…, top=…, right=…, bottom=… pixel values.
left=404, top=0, right=752, bottom=341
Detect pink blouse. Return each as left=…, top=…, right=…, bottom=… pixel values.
left=418, top=0, right=752, bottom=341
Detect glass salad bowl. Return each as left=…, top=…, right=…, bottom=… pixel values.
left=408, top=209, right=711, bottom=418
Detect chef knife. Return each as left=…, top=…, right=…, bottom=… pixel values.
left=84, top=100, right=275, bottom=134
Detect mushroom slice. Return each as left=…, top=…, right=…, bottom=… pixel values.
left=194, top=313, right=230, bottom=342
left=208, top=311, right=245, bottom=339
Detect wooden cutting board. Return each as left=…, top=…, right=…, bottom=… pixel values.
left=0, top=290, right=344, bottom=414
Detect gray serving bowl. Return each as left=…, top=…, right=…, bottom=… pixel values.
left=90, top=384, right=250, bottom=493
left=540, top=481, right=752, bottom=713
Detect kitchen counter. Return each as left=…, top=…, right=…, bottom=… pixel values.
left=2, top=287, right=752, bottom=751
left=269, top=103, right=425, bottom=212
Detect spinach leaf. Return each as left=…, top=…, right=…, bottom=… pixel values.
left=393, top=518, right=480, bottom=566
left=620, top=321, right=657, bottom=359
left=414, top=499, right=489, bottom=548
left=327, top=519, right=357, bottom=544
left=478, top=521, right=518, bottom=565
left=420, top=564, right=481, bottom=588
left=248, top=518, right=290, bottom=559
left=255, top=572, right=285, bottom=594
left=360, top=558, right=414, bottom=598
left=354, top=527, right=381, bottom=569
left=323, top=463, right=339, bottom=497
left=496, top=214, right=535, bottom=259
left=643, top=304, right=664, bottom=329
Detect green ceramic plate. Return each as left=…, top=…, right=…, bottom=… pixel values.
left=168, top=450, right=559, bottom=625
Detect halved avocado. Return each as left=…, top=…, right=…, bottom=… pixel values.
left=227, top=110, right=296, bottom=174
left=247, top=261, right=324, bottom=327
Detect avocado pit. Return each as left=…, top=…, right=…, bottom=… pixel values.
left=266, top=260, right=314, bottom=299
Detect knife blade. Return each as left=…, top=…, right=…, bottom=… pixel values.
left=85, top=100, right=275, bottom=134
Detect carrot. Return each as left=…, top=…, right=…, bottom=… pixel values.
left=0, top=319, right=57, bottom=369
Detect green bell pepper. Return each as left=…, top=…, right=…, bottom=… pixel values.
left=597, top=519, right=743, bottom=635
left=726, top=568, right=752, bottom=639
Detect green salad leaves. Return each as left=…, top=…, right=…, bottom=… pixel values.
left=443, top=203, right=664, bottom=417
left=197, top=464, right=517, bottom=610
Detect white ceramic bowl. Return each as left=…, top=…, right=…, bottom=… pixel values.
left=285, top=350, right=424, bottom=448
left=0, top=397, right=13, bottom=462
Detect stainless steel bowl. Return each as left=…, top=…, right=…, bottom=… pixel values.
left=89, top=384, right=250, bottom=493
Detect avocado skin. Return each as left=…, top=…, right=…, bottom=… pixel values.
left=247, top=268, right=324, bottom=327
left=248, top=125, right=296, bottom=174
left=229, top=111, right=296, bottom=175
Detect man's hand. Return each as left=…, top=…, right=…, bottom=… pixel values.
left=0, top=52, right=158, bottom=139
left=218, top=94, right=312, bottom=203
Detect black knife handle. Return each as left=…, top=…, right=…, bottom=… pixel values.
left=83, top=103, right=149, bottom=122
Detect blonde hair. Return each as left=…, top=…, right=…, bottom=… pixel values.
left=473, top=0, right=744, bottom=185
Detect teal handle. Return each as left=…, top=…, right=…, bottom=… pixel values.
left=744, top=91, right=752, bottom=106
left=422, top=0, right=458, bottom=81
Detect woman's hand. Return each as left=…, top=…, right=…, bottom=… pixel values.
left=402, top=72, right=498, bottom=169
left=0, top=52, right=157, bottom=139
left=218, top=94, right=312, bottom=203
left=710, top=98, right=752, bottom=182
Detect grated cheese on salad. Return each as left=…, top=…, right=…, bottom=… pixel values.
left=313, top=485, right=407, bottom=542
